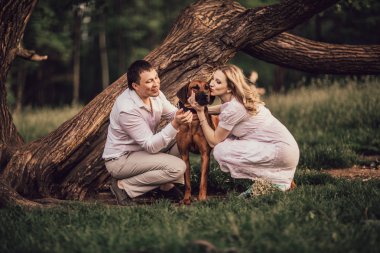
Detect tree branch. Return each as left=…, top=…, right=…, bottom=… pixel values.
left=227, top=0, right=340, bottom=48
left=16, top=43, right=48, bottom=61
left=243, top=32, right=380, bottom=75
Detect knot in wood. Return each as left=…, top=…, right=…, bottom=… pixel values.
left=220, top=35, right=235, bottom=48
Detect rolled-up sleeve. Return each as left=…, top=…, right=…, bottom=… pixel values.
left=160, top=91, right=177, bottom=121
left=119, top=110, right=178, bottom=154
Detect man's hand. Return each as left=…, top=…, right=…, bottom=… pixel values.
left=171, top=109, right=193, bottom=129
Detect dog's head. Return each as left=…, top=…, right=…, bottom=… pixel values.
left=176, top=80, right=215, bottom=107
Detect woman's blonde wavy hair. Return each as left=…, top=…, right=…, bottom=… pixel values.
left=218, top=64, right=263, bottom=115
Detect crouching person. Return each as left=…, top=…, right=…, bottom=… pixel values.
left=102, top=60, right=193, bottom=205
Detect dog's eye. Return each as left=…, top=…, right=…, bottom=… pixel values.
left=192, top=85, right=200, bottom=90
left=205, top=84, right=209, bottom=90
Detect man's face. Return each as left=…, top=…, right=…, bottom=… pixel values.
left=133, top=69, right=160, bottom=100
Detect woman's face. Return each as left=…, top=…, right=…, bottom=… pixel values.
left=210, top=70, right=229, bottom=97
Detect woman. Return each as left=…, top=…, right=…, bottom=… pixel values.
left=188, top=65, right=299, bottom=194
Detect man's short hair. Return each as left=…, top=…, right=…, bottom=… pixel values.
left=127, top=60, right=154, bottom=90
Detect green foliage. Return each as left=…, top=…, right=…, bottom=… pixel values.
left=91, top=0, right=194, bottom=77
left=292, top=0, right=380, bottom=45
left=7, top=0, right=380, bottom=107
left=27, top=1, right=73, bottom=63
left=1, top=176, right=379, bottom=253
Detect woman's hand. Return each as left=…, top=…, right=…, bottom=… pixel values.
left=187, top=92, right=204, bottom=112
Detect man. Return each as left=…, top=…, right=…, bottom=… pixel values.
left=103, top=60, right=192, bottom=205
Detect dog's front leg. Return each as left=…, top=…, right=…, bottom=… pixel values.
left=198, top=149, right=211, bottom=201
left=181, top=151, right=192, bottom=205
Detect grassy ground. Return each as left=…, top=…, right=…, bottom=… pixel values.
left=265, top=77, right=380, bottom=169
left=1, top=174, right=379, bottom=253
left=12, top=105, right=82, bottom=143
left=3, top=78, right=380, bottom=253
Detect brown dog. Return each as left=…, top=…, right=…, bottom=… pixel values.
left=176, top=80, right=216, bottom=205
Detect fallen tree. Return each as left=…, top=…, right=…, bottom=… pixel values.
left=1, top=0, right=379, bottom=207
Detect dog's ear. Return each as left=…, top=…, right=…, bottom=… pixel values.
left=209, top=95, right=216, bottom=105
left=176, top=84, right=189, bottom=104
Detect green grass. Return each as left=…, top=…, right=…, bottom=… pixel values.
left=1, top=173, right=379, bottom=253
left=12, top=105, right=83, bottom=143
left=265, top=77, right=380, bottom=169
left=5, top=78, right=380, bottom=253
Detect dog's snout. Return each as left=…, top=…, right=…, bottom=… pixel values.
left=195, top=92, right=209, bottom=106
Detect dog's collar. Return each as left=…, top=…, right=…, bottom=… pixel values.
left=178, top=100, right=197, bottom=114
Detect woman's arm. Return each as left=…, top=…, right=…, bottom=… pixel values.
left=207, top=104, right=221, bottom=115
left=197, top=110, right=230, bottom=147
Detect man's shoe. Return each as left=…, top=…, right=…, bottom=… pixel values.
left=110, top=178, right=132, bottom=205
left=159, top=185, right=184, bottom=201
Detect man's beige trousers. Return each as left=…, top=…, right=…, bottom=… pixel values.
left=105, top=144, right=185, bottom=198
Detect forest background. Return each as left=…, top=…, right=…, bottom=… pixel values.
left=6, top=0, right=380, bottom=110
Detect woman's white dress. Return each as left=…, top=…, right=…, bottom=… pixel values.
left=213, top=98, right=299, bottom=189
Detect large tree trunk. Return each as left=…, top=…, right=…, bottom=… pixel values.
left=0, top=0, right=36, bottom=207
left=0, top=1, right=36, bottom=167
left=1, top=0, right=380, bottom=206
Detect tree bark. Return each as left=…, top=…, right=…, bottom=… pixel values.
left=0, top=179, right=41, bottom=208
left=0, top=1, right=37, bottom=166
left=1, top=0, right=379, bottom=205
left=243, top=32, right=380, bottom=74
left=0, top=0, right=37, bottom=206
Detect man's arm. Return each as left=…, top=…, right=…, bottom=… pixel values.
left=120, top=111, right=178, bottom=154
left=159, top=91, right=178, bottom=121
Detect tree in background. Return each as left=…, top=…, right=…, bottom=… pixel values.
left=8, top=0, right=380, bottom=106
left=239, top=0, right=380, bottom=92
left=72, top=4, right=84, bottom=105
left=1, top=0, right=379, bottom=207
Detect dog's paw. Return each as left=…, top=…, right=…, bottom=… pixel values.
left=181, top=198, right=191, bottom=205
